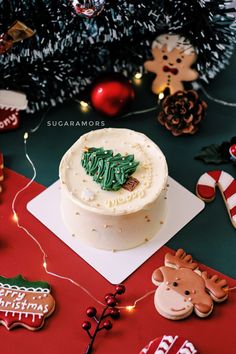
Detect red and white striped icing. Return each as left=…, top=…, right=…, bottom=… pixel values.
left=0, top=107, right=20, bottom=132
left=140, top=335, right=197, bottom=354
left=196, top=170, right=236, bottom=228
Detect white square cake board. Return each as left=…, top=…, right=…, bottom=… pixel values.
left=27, top=177, right=204, bottom=284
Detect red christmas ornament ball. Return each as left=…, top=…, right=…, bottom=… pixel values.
left=229, top=144, right=236, bottom=160
left=90, top=74, right=135, bottom=117
left=71, top=0, right=105, bottom=18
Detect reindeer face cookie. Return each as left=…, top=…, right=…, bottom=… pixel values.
left=144, top=34, right=199, bottom=95
left=152, top=249, right=228, bottom=320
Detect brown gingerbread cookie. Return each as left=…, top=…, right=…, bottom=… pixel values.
left=144, top=34, right=199, bottom=95
left=152, top=249, right=228, bottom=320
left=0, top=275, right=55, bottom=330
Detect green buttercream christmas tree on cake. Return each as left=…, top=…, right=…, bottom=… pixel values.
left=81, top=147, right=139, bottom=191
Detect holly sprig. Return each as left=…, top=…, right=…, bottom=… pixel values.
left=82, top=284, right=126, bottom=353
left=195, top=137, right=236, bottom=164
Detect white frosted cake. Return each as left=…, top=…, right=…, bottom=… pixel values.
left=59, top=128, right=168, bottom=250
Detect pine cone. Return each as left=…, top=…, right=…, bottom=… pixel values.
left=158, top=90, right=207, bottom=136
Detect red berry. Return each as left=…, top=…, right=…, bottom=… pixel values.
left=86, top=307, right=97, bottom=318
left=110, top=308, right=120, bottom=319
left=104, top=293, right=114, bottom=302
left=103, top=320, right=113, bottom=330
left=82, top=321, right=91, bottom=330
left=106, top=296, right=117, bottom=307
left=115, top=284, right=126, bottom=295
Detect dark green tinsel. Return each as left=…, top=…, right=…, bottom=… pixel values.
left=0, top=0, right=235, bottom=112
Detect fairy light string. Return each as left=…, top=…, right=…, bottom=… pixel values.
left=12, top=132, right=106, bottom=307
left=11, top=113, right=155, bottom=311
left=75, top=79, right=236, bottom=119
left=192, top=82, right=236, bottom=107
left=11, top=81, right=236, bottom=312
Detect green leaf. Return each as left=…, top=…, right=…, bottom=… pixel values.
left=195, top=144, right=230, bottom=164
left=0, top=275, right=50, bottom=290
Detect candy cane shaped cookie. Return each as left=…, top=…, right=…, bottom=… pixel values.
left=196, top=170, right=236, bottom=228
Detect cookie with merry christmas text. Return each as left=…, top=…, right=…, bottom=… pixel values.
left=0, top=275, right=55, bottom=330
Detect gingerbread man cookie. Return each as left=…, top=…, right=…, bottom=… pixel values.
left=152, top=249, right=228, bottom=320
left=140, top=335, right=197, bottom=354
left=0, top=275, right=55, bottom=330
left=144, top=34, right=199, bottom=95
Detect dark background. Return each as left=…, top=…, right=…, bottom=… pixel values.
left=1, top=55, right=236, bottom=278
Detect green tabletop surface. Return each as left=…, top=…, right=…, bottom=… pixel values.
left=2, top=55, right=236, bottom=279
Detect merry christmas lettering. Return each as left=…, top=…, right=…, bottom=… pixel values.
left=0, top=287, right=50, bottom=314
left=105, top=188, right=145, bottom=207
left=105, top=157, right=153, bottom=207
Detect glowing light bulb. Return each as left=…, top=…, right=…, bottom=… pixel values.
left=43, top=261, right=47, bottom=269
left=80, top=101, right=88, bottom=108
left=126, top=305, right=135, bottom=312
left=158, top=92, right=164, bottom=100
left=80, top=101, right=89, bottom=112
left=13, top=212, right=19, bottom=223
left=24, top=132, right=29, bottom=140
left=134, top=72, right=142, bottom=80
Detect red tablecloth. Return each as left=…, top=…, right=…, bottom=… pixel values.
left=1, top=168, right=236, bottom=354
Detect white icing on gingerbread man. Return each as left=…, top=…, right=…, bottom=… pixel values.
left=144, top=34, right=199, bottom=95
